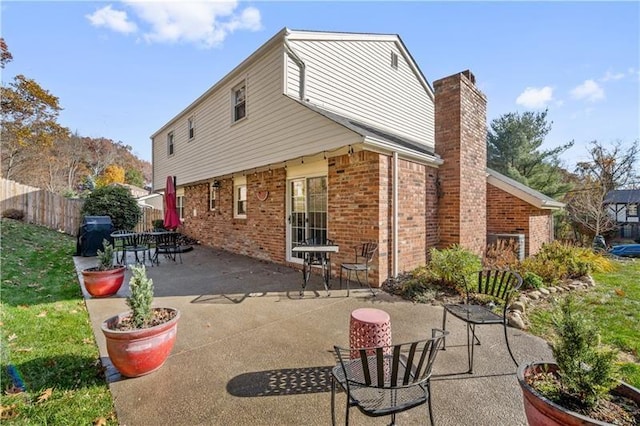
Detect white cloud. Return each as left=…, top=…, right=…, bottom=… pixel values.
left=515, top=86, right=554, bottom=109
left=86, top=5, right=138, bottom=34
left=87, top=1, right=262, bottom=48
left=571, top=79, right=605, bottom=102
left=600, top=70, right=625, bottom=82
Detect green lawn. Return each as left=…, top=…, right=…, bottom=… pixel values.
left=0, top=219, right=116, bottom=425
left=528, top=259, right=640, bottom=388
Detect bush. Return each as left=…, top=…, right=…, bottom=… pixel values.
left=428, top=245, right=481, bottom=292
left=126, top=265, right=154, bottom=328
left=81, top=185, right=140, bottom=230
left=2, top=208, right=25, bottom=220
left=96, top=239, right=116, bottom=271
left=152, top=219, right=165, bottom=230
left=522, top=271, right=544, bottom=290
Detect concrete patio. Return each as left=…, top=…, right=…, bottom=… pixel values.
left=74, top=245, right=552, bottom=425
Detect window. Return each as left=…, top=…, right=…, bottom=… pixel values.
left=176, top=195, right=184, bottom=220
left=209, top=181, right=219, bottom=211
left=391, top=52, right=398, bottom=69
left=188, top=117, right=195, bottom=139
left=234, top=176, right=247, bottom=218
left=167, top=131, right=174, bottom=155
left=233, top=82, right=246, bottom=122
left=628, top=203, right=638, bottom=217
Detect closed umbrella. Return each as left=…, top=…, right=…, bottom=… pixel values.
left=164, top=176, right=180, bottom=231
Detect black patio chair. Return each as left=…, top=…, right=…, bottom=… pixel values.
left=339, top=242, right=378, bottom=296
left=122, top=232, right=151, bottom=265
left=154, top=232, right=182, bottom=265
left=331, top=329, right=448, bottom=426
left=110, top=229, right=130, bottom=264
left=441, top=269, right=523, bottom=374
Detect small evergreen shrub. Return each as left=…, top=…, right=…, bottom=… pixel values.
left=522, top=271, right=544, bottom=290
left=96, top=239, right=116, bottom=271
left=428, top=245, right=481, bottom=292
left=152, top=219, right=165, bottom=230
left=126, top=265, right=154, bottom=329
left=2, top=208, right=25, bottom=220
left=548, top=297, right=619, bottom=409
left=81, top=185, right=140, bottom=230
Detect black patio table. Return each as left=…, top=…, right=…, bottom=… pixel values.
left=292, top=244, right=339, bottom=296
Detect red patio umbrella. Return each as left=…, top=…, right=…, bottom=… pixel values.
left=164, top=176, right=180, bottom=231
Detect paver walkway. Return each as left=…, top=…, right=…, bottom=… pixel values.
left=74, top=245, right=552, bottom=425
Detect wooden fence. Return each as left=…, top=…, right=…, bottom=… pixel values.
left=1, top=178, right=164, bottom=236
left=1, top=178, right=84, bottom=235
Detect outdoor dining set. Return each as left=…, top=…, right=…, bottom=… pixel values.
left=110, top=229, right=183, bottom=266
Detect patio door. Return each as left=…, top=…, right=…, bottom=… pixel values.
left=288, top=176, right=328, bottom=262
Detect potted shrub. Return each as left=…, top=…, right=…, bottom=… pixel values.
left=81, top=239, right=126, bottom=298
left=517, top=297, right=640, bottom=425
left=101, top=265, right=180, bottom=378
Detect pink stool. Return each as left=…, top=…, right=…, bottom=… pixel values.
left=349, top=308, right=392, bottom=358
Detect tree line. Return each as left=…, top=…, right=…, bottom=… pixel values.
left=0, top=38, right=151, bottom=196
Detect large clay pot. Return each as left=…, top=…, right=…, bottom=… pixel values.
left=101, top=308, right=180, bottom=378
left=82, top=266, right=126, bottom=297
left=517, top=362, right=640, bottom=426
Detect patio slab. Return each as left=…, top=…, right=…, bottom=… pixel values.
left=74, top=245, right=552, bottom=425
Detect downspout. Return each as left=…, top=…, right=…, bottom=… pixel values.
left=393, top=152, right=399, bottom=278
left=284, top=39, right=306, bottom=101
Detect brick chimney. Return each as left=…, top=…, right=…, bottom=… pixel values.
left=434, top=70, right=487, bottom=255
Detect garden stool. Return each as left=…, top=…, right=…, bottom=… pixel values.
left=349, top=308, right=392, bottom=359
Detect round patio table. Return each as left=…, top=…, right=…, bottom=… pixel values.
left=349, top=308, right=392, bottom=358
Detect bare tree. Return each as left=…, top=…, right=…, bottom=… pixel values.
left=575, top=139, right=639, bottom=192
left=565, top=178, right=618, bottom=239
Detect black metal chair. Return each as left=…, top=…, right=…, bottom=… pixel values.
left=331, top=329, right=448, bottom=426
left=154, top=232, right=182, bottom=265
left=122, top=232, right=151, bottom=265
left=441, top=269, right=523, bottom=374
left=339, top=242, right=378, bottom=296
left=110, top=229, right=130, bottom=264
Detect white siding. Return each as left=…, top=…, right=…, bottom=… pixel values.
left=286, top=39, right=434, bottom=149
left=153, top=45, right=361, bottom=190
left=285, top=54, right=301, bottom=98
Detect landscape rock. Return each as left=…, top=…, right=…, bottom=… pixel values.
left=507, top=311, right=526, bottom=330
left=538, top=287, right=550, bottom=296
left=528, top=291, right=541, bottom=300
left=511, top=301, right=526, bottom=313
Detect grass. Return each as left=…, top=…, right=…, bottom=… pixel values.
left=528, top=259, right=640, bottom=388
left=1, top=219, right=116, bottom=425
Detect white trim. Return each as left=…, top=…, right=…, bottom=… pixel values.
left=233, top=176, right=247, bottom=218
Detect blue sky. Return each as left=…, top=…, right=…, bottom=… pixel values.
left=2, top=1, right=639, bottom=170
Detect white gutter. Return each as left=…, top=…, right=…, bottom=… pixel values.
left=393, top=151, right=399, bottom=278
left=283, top=39, right=306, bottom=101
left=364, top=137, right=443, bottom=167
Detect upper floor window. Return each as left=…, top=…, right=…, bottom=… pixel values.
left=233, top=82, right=246, bottom=122
left=167, top=131, right=174, bottom=156
left=234, top=176, right=247, bottom=218
left=628, top=203, right=638, bottom=217
left=210, top=181, right=219, bottom=211
left=188, top=117, right=195, bottom=140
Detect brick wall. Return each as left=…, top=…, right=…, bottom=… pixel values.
left=434, top=70, right=487, bottom=255
left=486, top=183, right=553, bottom=256
left=181, top=168, right=287, bottom=262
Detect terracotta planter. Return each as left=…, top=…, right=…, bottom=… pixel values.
left=517, top=362, right=640, bottom=426
left=101, top=308, right=180, bottom=378
left=82, top=266, right=126, bottom=297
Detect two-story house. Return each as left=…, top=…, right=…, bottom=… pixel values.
left=605, top=189, right=640, bottom=241
left=151, top=28, right=563, bottom=287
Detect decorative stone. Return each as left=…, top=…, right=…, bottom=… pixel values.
left=538, top=288, right=550, bottom=296
left=528, top=291, right=541, bottom=300
left=547, top=287, right=557, bottom=293
left=508, top=311, right=526, bottom=330
left=568, top=284, right=580, bottom=290
left=582, top=275, right=596, bottom=287
left=511, top=301, right=526, bottom=313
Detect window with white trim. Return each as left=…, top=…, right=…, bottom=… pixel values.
left=391, top=52, right=398, bottom=69
left=233, top=82, right=246, bottom=122
left=209, top=181, right=219, bottom=211
left=628, top=203, right=638, bottom=217
left=188, top=117, right=195, bottom=140
left=167, top=131, right=174, bottom=155
left=176, top=195, right=184, bottom=220
left=234, top=176, right=247, bottom=218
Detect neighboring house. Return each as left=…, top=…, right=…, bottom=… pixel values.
left=604, top=189, right=640, bottom=240
left=151, top=28, right=564, bottom=287
left=137, top=193, right=164, bottom=211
